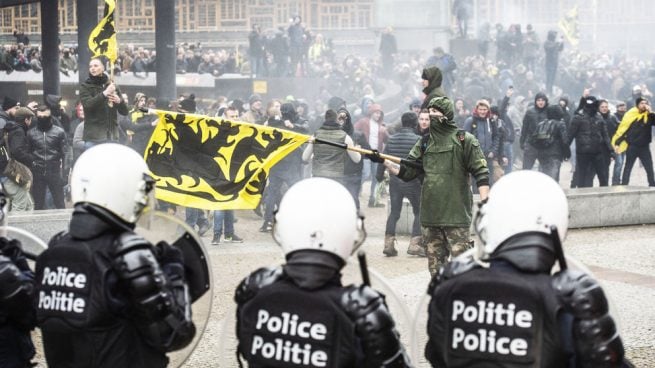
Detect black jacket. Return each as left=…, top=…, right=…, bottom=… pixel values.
left=27, top=119, right=67, bottom=173
left=376, top=127, right=420, bottom=181
left=536, top=119, right=571, bottom=160
left=520, top=102, right=548, bottom=150
left=3, top=121, right=35, bottom=167
left=601, top=112, right=621, bottom=143
left=568, top=111, right=612, bottom=154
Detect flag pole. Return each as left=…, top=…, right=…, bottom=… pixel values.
left=140, top=108, right=422, bottom=168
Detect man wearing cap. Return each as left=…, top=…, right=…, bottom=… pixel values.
left=612, top=96, right=655, bottom=186
left=242, top=94, right=265, bottom=125
left=1, top=107, right=35, bottom=211
left=383, top=96, right=489, bottom=276
left=0, top=97, right=20, bottom=131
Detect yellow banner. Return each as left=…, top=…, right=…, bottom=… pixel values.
left=144, top=111, right=310, bottom=210
left=558, top=5, right=579, bottom=47
left=88, top=0, right=118, bottom=62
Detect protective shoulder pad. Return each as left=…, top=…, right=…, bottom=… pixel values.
left=341, top=285, right=411, bottom=368
left=428, top=252, right=479, bottom=295
left=0, top=255, right=33, bottom=306
left=552, top=269, right=625, bottom=368
left=234, top=266, right=284, bottom=305
left=112, top=232, right=169, bottom=320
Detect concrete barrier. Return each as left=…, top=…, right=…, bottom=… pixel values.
left=8, top=209, right=72, bottom=244
left=391, top=186, right=655, bottom=234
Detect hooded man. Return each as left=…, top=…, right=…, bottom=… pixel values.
left=420, top=66, right=446, bottom=109
left=0, top=97, right=19, bottom=131
left=567, top=95, right=613, bottom=187
left=381, top=96, right=489, bottom=276
left=521, top=92, right=549, bottom=170
left=463, top=99, right=504, bottom=186
left=544, top=30, right=564, bottom=94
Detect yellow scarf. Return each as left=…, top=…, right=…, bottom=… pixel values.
left=611, top=107, right=649, bottom=153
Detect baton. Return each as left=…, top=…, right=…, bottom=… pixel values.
left=357, top=250, right=371, bottom=287
left=550, top=225, right=567, bottom=271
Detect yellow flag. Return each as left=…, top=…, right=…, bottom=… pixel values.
left=88, top=0, right=118, bottom=62
left=144, top=111, right=310, bottom=210
left=558, top=5, right=579, bottom=47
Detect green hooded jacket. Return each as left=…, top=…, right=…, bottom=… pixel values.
left=420, top=66, right=446, bottom=109
left=398, top=97, right=488, bottom=227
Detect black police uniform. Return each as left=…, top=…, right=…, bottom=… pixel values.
left=0, top=238, right=36, bottom=368
left=426, top=234, right=625, bottom=368
left=35, top=205, right=195, bottom=368
left=235, top=250, right=412, bottom=368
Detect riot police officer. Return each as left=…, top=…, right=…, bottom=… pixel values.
left=235, top=177, right=412, bottom=367
left=0, top=191, right=36, bottom=368
left=425, top=170, right=627, bottom=368
left=35, top=143, right=196, bottom=368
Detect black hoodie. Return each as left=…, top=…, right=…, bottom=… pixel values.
left=520, top=92, right=549, bottom=149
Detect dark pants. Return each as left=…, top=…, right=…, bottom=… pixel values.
left=264, top=172, right=301, bottom=224
left=342, top=174, right=363, bottom=210
left=545, top=66, right=557, bottom=94
left=522, top=145, right=538, bottom=170
left=31, top=166, right=65, bottom=210
left=0, top=325, right=35, bottom=368
left=576, top=152, right=608, bottom=187
left=537, top=155, right=562, bottom=181
left=185, top=208, right=208, bottom=229
left=622, top=145, right=655, bottom=186
left=385, top=179, right=421, bottom=237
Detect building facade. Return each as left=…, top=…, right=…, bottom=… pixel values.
left=0, top=0, right=375, bottom=35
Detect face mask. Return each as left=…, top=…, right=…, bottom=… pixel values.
left=37, top=116, right=52, bottom=129
left=431, top=115, right=447, bottom=125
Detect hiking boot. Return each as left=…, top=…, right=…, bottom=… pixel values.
left=211, top=233, right=221, bottom=245
left=383, top=235, right=398, bottom=257
left=225, top=234, right=243, bottom=243
left=407, top=236, right=426, bottom=257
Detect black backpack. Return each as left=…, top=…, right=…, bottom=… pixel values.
left=529, top=119, right=557, bottom=149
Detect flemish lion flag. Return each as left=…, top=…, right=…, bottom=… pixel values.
left=144, top=111, right=310, bottom=210
left=88, top=0, right=118, bottom=62
left=558, top=5, right=579, bottom=47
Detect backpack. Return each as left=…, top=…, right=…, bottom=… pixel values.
left=529, top=119, right=557, bottom=149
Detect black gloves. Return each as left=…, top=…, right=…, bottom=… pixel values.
left=155, top=241, right=185, bottom=279
left=365, top=150, right=385, bottom=164
left=0, top=237, right=29, bottom=271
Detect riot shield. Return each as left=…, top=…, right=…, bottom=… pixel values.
left=216, top=253, right=415, bottom=367
left=134, top=209, right=213, bottom=368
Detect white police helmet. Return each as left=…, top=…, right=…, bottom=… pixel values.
left=71, top=143, right=154, bottom=224
left=474, top=170, right=568, bottom=259
left=272, top=177, right=366, bottom=262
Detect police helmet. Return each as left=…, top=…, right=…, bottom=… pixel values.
left=474, top=171, right=568, bottom=259
left=71, top=143, right=154, bottom=224
left=272, top=178, right=366, bottom=262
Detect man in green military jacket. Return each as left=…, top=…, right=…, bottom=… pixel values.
left=383, top=96, right=489, bottom=276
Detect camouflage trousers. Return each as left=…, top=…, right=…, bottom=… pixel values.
left=422, top=226, right=472, bottom=276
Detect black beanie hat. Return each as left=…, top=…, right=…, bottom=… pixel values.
left=2, top=96, right=19, bottom=111
left=636, top=96, right=648, bottom=107
left=179, top=94, right=196, bottom=113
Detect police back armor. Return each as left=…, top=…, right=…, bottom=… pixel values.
left=35, top=230, right=194, bottom=368
left=426, top=257, right=568, bottom=368
left=235, top=267, right=411, bottom=368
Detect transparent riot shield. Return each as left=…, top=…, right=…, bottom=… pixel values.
left=216, top=252, right=415, bottom=367
left=135, top=209, right=213, bottom=368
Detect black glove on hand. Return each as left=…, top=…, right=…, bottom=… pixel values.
left=155, top=241, right=185, bottom=279
left=365, top=150, right=385, bottom=164
left=0, top=237, right=29, bottom=271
